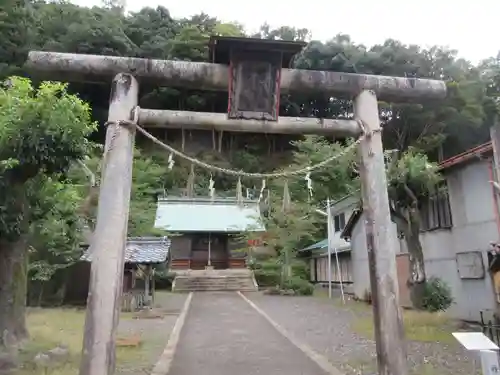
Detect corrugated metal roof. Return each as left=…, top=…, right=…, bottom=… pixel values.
left=301, top=239, right=328, bottom=251
left=81, top=237, right=170, bottom=264
left=299, top=235, right=351, bottom=254
left=438, top=141, right=492, bottom=170
left=154, top=197, right=265, bottom=232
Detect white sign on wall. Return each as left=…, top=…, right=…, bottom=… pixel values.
left=456, top=251, right=485, bottom=280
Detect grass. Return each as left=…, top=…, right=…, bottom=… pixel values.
left=346, top=359, right=455, bottom=375
left=17, top=308, right=83, bottom=375
left=348, top=300, right=458, bottom=344
left=343, top=356, right=377, bottom=375
left=411, top=362, right=445, bottom=375
left=16, top=306, right=168, bottom=375
left=314, top=291, right=459, bottom=344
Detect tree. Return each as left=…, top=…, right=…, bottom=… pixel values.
left=263, top=197, right=318, bottom=281
left=478, top=53, right=500, bottom=123
left=128, top=150, right=170, bottom=236
left=0, top=77, right=96, bottom=350
left=70, top=148, right=172, bottom=237
left=385, top=150, right=442, bottom=307
left=102, top=0, right=126, bottom=11
left=28, top=177, right=86, bottom=306
left=251, top=23, right=311, bottom=41
left=284, top=135, right=445, bottom=307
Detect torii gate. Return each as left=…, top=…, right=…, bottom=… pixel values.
left=26, top=36, right=446, bottom=375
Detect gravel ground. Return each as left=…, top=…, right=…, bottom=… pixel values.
left=116, top=292, right=187, bottom=375
left=244, top=293, right=481, bottom=375
left=169, top=292, right=329, bottom=375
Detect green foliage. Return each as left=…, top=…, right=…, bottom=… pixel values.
left=154, top=269, right=176, bottom=290
left=255, top=268, right=314, bottom=295
left=251, top=258, right=281, bottom=287
left=258, top=259, right=281, bottom=272
left=253, top=258, right=311, bottom=293
left=286, top=136, right=359, bottom=204
left=421, top=277, right=454, bottom=312
left=128, top=149, right=168, bottom=236
left=0, top=77, right=95, bottom=174
left=251, top=23, right=310, bottom=41
left=254, top=269, right=281, bottom=288
left=281, top=277, right=314, bottom=296
left=74, top=148, right=173, bottom=237
left=29, top=177, right=85, bottom=281
left=0, top=77, right=96, bottom=241
left=258, top=193, right=318, bottom=253
left=291, top=260, right=310, bottom=280
left=386, top=149, right=442, bottom=208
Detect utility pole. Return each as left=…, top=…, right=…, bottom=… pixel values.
left=326, top=198, right=333, bottom=299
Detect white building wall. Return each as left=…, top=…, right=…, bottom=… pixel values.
left=348, top=158, right=498, bottom=321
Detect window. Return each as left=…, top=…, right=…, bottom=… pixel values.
left=334, top=212, right=346, bottom=232
left=420, top=187, right=453, bottom=231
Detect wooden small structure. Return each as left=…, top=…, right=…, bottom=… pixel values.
left=154, top=197, right=265, bottom=270
left=81, top=237, right=170, bottom=311
left=299, top=239, right=353, bottom=285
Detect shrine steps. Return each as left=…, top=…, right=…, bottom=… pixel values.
left=172, top=269, right=258, bottom=292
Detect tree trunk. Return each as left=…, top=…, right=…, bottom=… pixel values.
left=404, top=210, right=427, bottom=309
left=0, top=237, right=29, bottom=350
left=392, top=205, right=427, bottom=310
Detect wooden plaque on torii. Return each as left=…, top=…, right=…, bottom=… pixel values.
left=208, top=36, right=306, bottom=121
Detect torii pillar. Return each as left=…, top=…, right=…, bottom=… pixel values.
left=26, top=36, right=446, bottom=375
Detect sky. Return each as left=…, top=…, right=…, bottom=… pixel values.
left=71, top=0, right=498, bottom=64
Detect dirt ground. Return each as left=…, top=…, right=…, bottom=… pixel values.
left=244, top=291, right=482, bottom=375
left=15, top=291, right=187, bottom=375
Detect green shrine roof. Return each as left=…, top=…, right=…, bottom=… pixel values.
left=154, top=197, right=265, bottom=233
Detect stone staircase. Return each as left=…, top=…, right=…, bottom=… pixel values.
left=172, top=269, right=258, bottom=292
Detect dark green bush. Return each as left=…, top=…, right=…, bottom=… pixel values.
left=421, top=277, right=453, bottom=312
left=252, top=258, right=312, bottom=294
left=260, top=260, right=281, bottom=272
left=154, top=271, right=176, bottom=290
left=291, top=260, right=310, bottom=280
left=249, top=258, right=281, bottom=271
left=254, top=269, right=280, bottom=287
left=282, top=277, right=314, bottom=296
left=247, top=257, right=259, bottom=270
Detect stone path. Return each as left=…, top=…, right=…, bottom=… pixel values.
left=168, top=292, right=329, bottom=375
